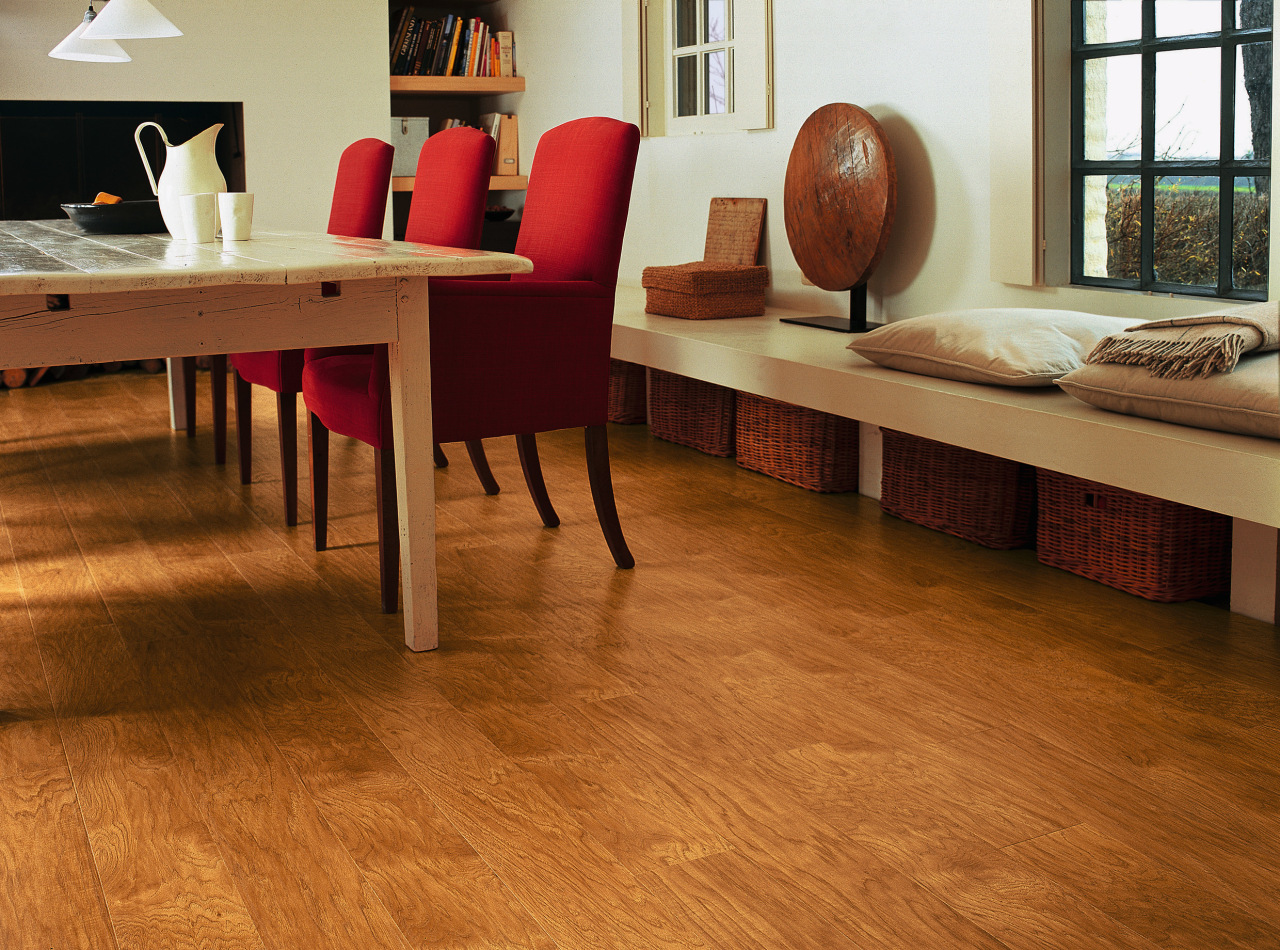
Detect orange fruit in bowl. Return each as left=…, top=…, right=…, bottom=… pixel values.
left=92, top=192, right=123, bottom=205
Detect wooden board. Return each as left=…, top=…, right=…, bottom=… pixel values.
left=703, top=198, right=767, bottom=265
left=783, top=103, right=896, bottom=292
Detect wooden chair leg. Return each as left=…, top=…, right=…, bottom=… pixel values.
left=585, top=424, right=634, bottom=569
left=182, top=355, right=197, bottom=438
left=516, top=432, right=559, bottom=528
left=277, top=391, right=298, bottom=527
left=211, top=354, right=227, bottom=464
left=375, top=446, right=400, bottom=614
left=233, top=369, right=252, bottom=485
left=465, top=440, right=500, bottom=495
left=308, top=412, right=329, bottom=551
left=433, top=443, right=449, bottom=468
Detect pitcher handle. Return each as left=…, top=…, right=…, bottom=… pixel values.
left=134, top=122, right=170, bottom=197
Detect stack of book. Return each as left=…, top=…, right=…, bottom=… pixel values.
left=390, top=8, right=516, bottom=78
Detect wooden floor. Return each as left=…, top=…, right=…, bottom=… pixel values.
left=2, top=367, right=1279, bottom=950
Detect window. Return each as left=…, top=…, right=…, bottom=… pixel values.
left=628, top=0, right=773, bottom=136
left=1072, top=0, right=1272, bottom=299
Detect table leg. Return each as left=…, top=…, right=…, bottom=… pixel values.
left=166, top=356, right=190, bottom=432
left=387, top=276, right=438, bottom=651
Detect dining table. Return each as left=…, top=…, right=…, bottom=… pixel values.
left=0, top=218, right=533, bottom=651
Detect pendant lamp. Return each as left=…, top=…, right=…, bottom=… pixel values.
left=49, top=4, right=131, bottom=62
left=81, top=0, right=182, bottom=40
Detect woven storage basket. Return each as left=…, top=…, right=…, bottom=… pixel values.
left=735, top=393, right=859, bottom=492
left=1035, top=470, right=1231, bottom=602
left=648, top=369, right=736, bottom=456
left=880, top=429, right=1037, bottom=549
left=608, top=359, right=647, bottom=424
left=641, top=261, right=768, bottom=320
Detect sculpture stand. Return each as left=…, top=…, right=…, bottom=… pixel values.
left=779, top=285, right=880, bottom=333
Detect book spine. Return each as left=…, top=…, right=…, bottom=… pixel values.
left=402, top=17, right=425, bottom=76
left=390, top=7, right=412, bottom=70
left=445, top=19, right=464, bottom=76
left=497, top=31, right=514, bottom=78
left=412, top=19, right=437, bottom=75
left=392, top=12, right=419, bottom=75
left=429, top=15, right=454, bottom=76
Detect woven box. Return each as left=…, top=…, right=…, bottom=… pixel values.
left=880, top=430, right=1037, bottom=549
left=648, top=369, right=736, bottom=456
left=608, top=359, right=647, bottom=424
left=735, top=393, right=859, bottom=492
left=641, top=261, right=769, bottom=320
left=1036, top=470, right=1231, bottom=602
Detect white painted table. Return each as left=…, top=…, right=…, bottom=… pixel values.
left=0, top=220, right=532, bottom=651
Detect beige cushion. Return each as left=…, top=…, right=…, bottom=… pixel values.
left=1056, top=353, right=1279, bottom=439
left=848, top=308, right=1141, bottom=386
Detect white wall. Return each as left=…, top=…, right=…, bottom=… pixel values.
left=0, top=0, right=389, bottom=234
left=499, top=0, right=1261, bottom=323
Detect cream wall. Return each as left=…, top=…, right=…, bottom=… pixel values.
left=499, top=0, right=1265, bottom=323
left=0, top=0, right=389, bottom=234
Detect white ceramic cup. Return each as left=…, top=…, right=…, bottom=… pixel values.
left=178, top=192, right=217, bottom=243
left=219, top=192, right=254, bottom=241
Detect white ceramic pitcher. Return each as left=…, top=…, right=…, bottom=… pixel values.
left=135, top=122, right=226, bottom=241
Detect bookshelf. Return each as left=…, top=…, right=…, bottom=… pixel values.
left=392, top=174, right=527, bottom=192
left=390, top=76, right=524, bottom=95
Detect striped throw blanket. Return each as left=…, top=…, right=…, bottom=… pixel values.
left=1086, top=300, right=1280, bottom=379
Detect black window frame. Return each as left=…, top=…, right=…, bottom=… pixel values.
left=1071, top=0, right=1272, bottom=300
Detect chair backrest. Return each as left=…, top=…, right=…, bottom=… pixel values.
left=327, top=138, right=395, bottom=239
left=404, top=126, right=495, bottom=248
left=369, top=126, right=495, bottom=405
left=513, top=117, right=641, bottom=288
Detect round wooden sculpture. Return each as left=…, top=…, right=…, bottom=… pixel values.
left=783, top=103, right=897, bottom=292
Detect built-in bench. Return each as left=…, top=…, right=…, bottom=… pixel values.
left=609, top=285, right=1280, bottom=623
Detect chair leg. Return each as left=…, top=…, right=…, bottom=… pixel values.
left=465, top=440, right=501, bottom=495
left=308, top=412, right=329, bottom=552
left=211, top=354, right=227, bottom=464
left=277, top=392, right=298, bottom=527
left=585, top=424, right=634, bottom=569
left=233, top=369, right=252, bottom=485
left=433, top=443, right=449, bottom=468
left=375, top=446, right=400, bottom=614
left=182, top=355, right=197, bottom=438
left=516, top=433, right=560, bottom=528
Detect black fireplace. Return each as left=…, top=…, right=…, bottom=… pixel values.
left=0, top=100, right=244, bottom=220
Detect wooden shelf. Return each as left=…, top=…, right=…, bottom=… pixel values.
left=390, top=76, right=525, bottom=95
left=393, top=175, right=528, bottom=192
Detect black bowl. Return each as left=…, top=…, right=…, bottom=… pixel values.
left=60, top=199, right=166, bottom=235
left=484, top=207, right=515, bottom=221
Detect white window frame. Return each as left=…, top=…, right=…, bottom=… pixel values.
left=624, top=0, right=773, bottom=137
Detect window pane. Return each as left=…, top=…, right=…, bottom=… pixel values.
left=704, top=50, right=728, bottom=114
left=1084, top=55, right=1142, bottom=160
left=1156, top=48, right=1220, bottom=160
left=1234, top=176, right=1269, bottom=291
left=1236, top=0, right=1273, bottom=30
left=705, top=0, right=728, bottom=43
left=674, top=0, right=696, bottom=48
left=1153, top=176, right=1219, bottom=287
left=1085, top=174, right=1141, bottom=280
left=675, top=55, right=698, bottom=116
left=1156, top=0, right=1222, bottom=37
left=1083, top=0, right=1142, bottom=44
left=1237, top=41, right=1272, bottom=160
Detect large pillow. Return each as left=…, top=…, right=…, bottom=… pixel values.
left=847, top=308, right=1142, bottom=386
left=1056, top=352, right=1279, bottom=439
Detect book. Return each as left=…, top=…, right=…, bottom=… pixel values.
left=444, top=18, right=464, bottom=76
left=396, top=15, right=425, bottom=75
left=496, top=31, right=514, bottom=78
left=429, top=14, right=455, bottom=76
left=411, top=18, right=438, bottom=75
left=392, top=12, right=420, bottom=75
left=389, top=7, right=413, bottom=69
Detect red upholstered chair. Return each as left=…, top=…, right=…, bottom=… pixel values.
left=208, top=137, right=393, bottom=526
left=303, top=116, right=640, bottom=612
left=301, top=126, right=495, bottom=611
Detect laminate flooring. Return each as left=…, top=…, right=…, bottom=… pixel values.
left=1, top=367, right=1278, bottom=950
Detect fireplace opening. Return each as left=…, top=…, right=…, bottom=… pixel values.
left=0, top=100, right=244, bottom=220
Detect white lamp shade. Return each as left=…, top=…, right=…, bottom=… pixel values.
left=49, top=17, right=132, bottom=62
left=81, top=0, right=181, bottom=40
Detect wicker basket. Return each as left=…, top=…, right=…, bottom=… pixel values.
left=1036, top=469, right=1231, bottom=602
left=648, top=369, right=736, bottom=456
left=735, top=393, right=859, bottom=492
left=641, top=261, right=769, bottom=320
left=880, top=430, right=1037, bottom=549
left=608, top=359, right=647, bottom=425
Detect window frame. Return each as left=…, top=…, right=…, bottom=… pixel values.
left=1070, top=0, right=1272, bottom=300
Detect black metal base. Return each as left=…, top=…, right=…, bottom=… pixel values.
left=779, top=284, right=880, bottom=333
